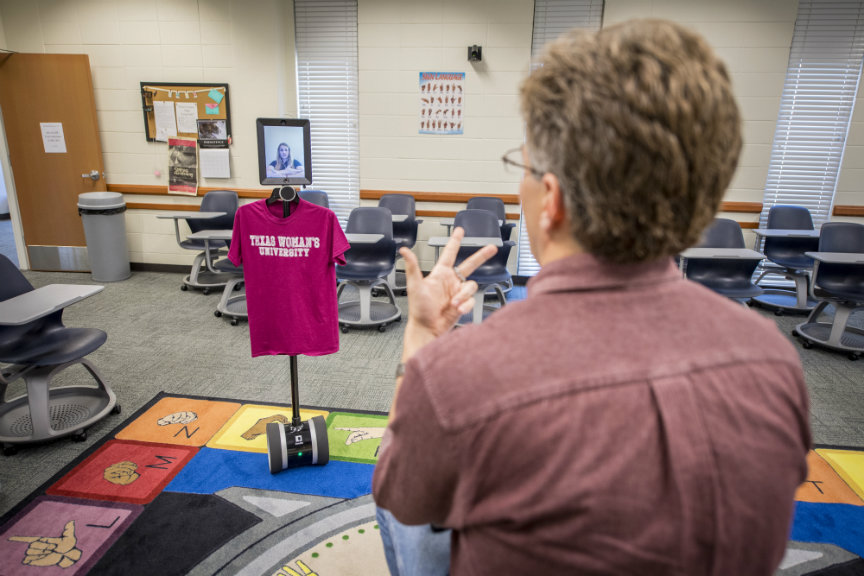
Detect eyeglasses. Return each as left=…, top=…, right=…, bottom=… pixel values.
left=501, top=148, right=545, bottom=179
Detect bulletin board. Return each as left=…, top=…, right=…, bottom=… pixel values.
left=139, top=82, right=231, bottom=142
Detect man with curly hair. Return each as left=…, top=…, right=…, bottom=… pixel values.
left=373, top=19, right=810, bottom=575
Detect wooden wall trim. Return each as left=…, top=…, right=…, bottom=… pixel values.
left=126, top=202, right=199, bottom=211
left=108, top=183, right=269, bottom=199
left=834, top=205, right=864, bottom=217
left=361, top=189, right=521, bottom=205
left=109, top=183, right=864, bottom=220
left=719, top=201, right=762, bottom=213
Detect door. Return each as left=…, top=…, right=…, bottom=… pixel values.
left=0, top=53, right=105, bottom=271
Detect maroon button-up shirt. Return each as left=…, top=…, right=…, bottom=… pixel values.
left=374, top=253, right=810, bottom=575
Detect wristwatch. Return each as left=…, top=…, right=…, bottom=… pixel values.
left=395, top=362, right=406, bottom=379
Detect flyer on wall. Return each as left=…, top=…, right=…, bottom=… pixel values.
left=419, top=72, right=464, bottom=135
left=168, top=138, right=198, bottom=196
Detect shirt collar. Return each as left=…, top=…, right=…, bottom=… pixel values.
left=527, top=253, right=682, bottom=297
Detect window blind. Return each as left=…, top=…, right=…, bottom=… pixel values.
left=517, top=0, right=604, bottom=277
left=760, top=0, right=864, bottom=229
left=294, top=0, right=360, bottom=226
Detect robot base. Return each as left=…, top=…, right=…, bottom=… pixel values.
left=266, top=415, right=329, bottom=473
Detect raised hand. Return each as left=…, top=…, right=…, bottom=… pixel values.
left=400, top=227, right=497, bottom=340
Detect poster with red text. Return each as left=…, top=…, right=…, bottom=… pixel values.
left=167, top=138, right=198, bottom=196
left=419, top=72, right=464, bottom=135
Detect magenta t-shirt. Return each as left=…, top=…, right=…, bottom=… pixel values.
left=228, top=198, right=350, bottom=357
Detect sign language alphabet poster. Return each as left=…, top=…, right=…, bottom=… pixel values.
left=419, top=72, right=464, bottom=135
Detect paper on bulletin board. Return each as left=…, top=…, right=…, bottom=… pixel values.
left=175, top=102, right=199, bottom=134
left=200, top=148, right=230, bottom=178
left=40, top=122, right=67, bottom=153
left=168, top=138, right=198, bottom=195
left=154, top=101, right=178, bottom=142
left=419, top=72, right=464, bottom=135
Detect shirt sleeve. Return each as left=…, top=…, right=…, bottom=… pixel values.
left=372, top=359, right=463, bottom=527
left=330, top=212, right=350, bottom=266
left=228, top=208, right=243, bottom=266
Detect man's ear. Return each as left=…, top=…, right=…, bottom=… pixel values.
left=541, top=173, right=566, bottom=229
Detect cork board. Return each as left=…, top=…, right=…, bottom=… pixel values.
left=140, top=82, right=231, bottom=142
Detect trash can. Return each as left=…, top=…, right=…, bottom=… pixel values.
left=78, top=192, right=131, bottom=282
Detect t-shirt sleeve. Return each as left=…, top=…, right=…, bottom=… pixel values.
left=330, top=213, right=350, bottom=266
left=228, top=210, right=243, bottom=266
left=372, top=360, right=463, bottom=527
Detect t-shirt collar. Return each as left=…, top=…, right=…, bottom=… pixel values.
left=527, top=252, right=682, bottom=297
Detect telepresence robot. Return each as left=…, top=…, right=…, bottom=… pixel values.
left=264, top=303, right=329, bottom=473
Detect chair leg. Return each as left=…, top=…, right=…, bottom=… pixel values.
left=471, top=291, right=485, bottom=324
left=827, top=305, right=854, bottom=347
left=1, top=359, right=116, bottom=444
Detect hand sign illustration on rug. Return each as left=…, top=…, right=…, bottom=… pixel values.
left=8, top=520, right=82, bottom=568
left=334, top=427, right=385, bottom=445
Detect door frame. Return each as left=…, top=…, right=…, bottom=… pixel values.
left=0, top=99, right=26, bottom=269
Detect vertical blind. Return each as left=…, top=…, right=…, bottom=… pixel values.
left=517, top=0, right=604, bottom=276
left=294, top=0, right=360, bottom=226
left=760, top=0, right=864, bottom=229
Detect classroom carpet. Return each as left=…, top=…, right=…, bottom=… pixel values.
left=0, top=392, right=862, bottom=576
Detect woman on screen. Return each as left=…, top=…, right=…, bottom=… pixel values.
left=267, top=143, right=303, bottom=178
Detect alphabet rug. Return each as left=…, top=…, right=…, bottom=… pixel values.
left=0, top=392, right=862, bottom=575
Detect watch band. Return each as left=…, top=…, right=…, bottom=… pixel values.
left=395, top=362, right=406, bottom=379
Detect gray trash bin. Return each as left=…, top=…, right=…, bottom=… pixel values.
left=78, top=192, right=131, bottom=282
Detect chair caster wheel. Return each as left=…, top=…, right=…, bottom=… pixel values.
left=203, top=288, right=210, bottom=295
left=181, top=285, right=188, bottom=291
left=802, top=341, right=813, bottom=349
left=215, top=311, right=222, bottom=317
left=774, top=310, right=784, bottom=316
left=112, top=404, right=122, bottom=415
left=340, top=325, right=349, bottom=334
left=849, top=353, right=860, bottom=361
left=234, top=283, right=243, bottom=291
left=72, top=430, right=87, bottom=442
left=3, top=444, right=18, bottom=456
left=378, top=324, right=387, bottom=332
left=231, top=318, right=239, bottom=326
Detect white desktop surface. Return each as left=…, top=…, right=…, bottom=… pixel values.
left=187, top=229, right=233, bottom=242
left=679, top=248, right=764, bottom=259
left=753, top=229, right=820, bottom=238
left=428, top=236, right=503, bottom=248
left=157, top=211, right=227, bottom=220
left=806, top=251, right=864, bottom=264
left=346, top=233, right=385, bottom=243
left=0, top=285, right=104, bottom=326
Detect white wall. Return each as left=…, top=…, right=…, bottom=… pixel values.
left=0, top=0, right=861, bottom=268
left=358, top=0, right=531, bottom=269
left=0, top=0, right=296, bottom=265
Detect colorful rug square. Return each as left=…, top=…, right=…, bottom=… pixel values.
left=0, top=496, right=141, bottom=576
left=326, top=412, right=389, bottom=464
left=46, top=440, right=197, bottom=504
left=815, top=448, right=864, bottom=502
left=165, top=447, right=373, bottom=499
left=115, top=397, right=241, bottom=446
left=796, top=450, right=864, bottom=505
left=207, top=403, right=330, bottom=453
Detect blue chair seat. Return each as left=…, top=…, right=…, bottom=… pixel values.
left=0, top=254, right=118, bottom=450
left=794, top=222, right=864, bottom=359
left=336, top=207, right=402, bottom=332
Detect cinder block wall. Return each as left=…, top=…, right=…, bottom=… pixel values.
left=1, top=0, right=861, bottom=269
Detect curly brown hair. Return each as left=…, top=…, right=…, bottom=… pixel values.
left=520, top=19, right=742, bottom=263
